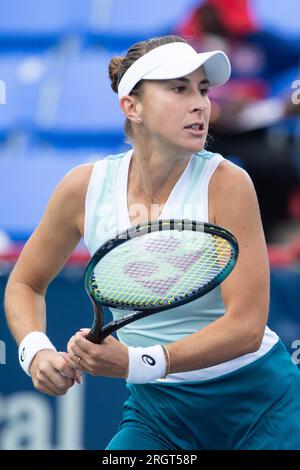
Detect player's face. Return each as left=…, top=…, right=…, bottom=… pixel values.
left=140, top=67, right=211, bottom=153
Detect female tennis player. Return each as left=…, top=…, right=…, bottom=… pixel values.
left=4, top=35, right=300, bottom=449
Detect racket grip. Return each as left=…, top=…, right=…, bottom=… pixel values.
left=86, top=301, right=104, bottom=344
left=99, top=318, right=126, bottom=341
left=99, top=311, right=153, bottom=341
left=86, top=329, right=102, bottom=343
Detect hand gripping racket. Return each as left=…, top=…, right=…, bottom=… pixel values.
left=84, top=219, right=239, bottom=343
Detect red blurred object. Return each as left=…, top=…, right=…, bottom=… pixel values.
left=267, top=244, right=296, bottom=268
left=291, top=238, right=300, bottom=260
left=208, top=0, right=258, bottom=35
left=288, top=189, right=300, bottom=220
left=176, top=6, right=203, bottom=39
left=176, top=0, right=258, bottom=39
left=0, top=243, right=298, bottom=270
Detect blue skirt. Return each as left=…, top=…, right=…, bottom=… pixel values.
left=106, top=340, right=300, bottom=450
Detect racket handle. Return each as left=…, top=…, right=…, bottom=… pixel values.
left=98, top=320, right=121, bottom=341
left=86, top=302, right=104, bottom=344
left=99, top=314, right=137, bottom=341
left=99, top=310, right=157, bottom=341
left=86, top=329, right=102, bottom=343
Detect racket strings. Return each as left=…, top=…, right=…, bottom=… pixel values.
left=92, top=239, right=231, bottom=305
left=92, top=247, right=229, bottom=304
left=90, top=231, right=233, bottom=307
left=140, top=236, right=229, bottom=306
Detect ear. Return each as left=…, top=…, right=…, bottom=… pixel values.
left=120, top=95, right=143, bottom=124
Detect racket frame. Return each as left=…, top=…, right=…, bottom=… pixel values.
left=84, top=219, right=238, bottom=343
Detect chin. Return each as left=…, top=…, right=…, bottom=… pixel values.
left=182, top=142, right=205, bottom=153
left=166, top=136, right=206, bottom=154
left=178, top=136, right=207, bottom=154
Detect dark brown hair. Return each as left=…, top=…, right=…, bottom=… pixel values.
left=108, top=35, right=187, bottom=141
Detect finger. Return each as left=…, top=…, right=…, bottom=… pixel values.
left=73, top=332, right=91, bottom=353
left=59, top=352, right=83, bottom=384
left=70, top=351, right=88, bottom=372
left=47, top=373, right=74, bottom=395
left=59, top=351, right=72, bottom=365
left=67, top=333, right=87, bottom=355
left=68, top=355, right=80, bottom=370
left=70, top=355, right=84, bottom=371
left=74, top=369, right=84, bottom=385
left=69, top=358, right=79, bottom=370
left=74, top=357, right=89, bottom=373
left=35, top=370, right=74, bottom=396
left=67, top=339, right=73, bottom=356
left=57, top=351, right=78, bottom=376
left=66, top=346, right=90, bottom=373
left=69, top=357, right=88, bottom=374
left=39, top=364, right=75, bottom=394
left=59, top=351, right=77, bottom=370
left=67, top=340, right=80, bottom=364
left=67, top=335, right=76, bottom=351
left=79, top=328, right=91, bottom=337
left=36, top=383, right=63, bottom=397
left=58, top=352, right=80, bottom=378
left=68, top=340, right=92, bottom=368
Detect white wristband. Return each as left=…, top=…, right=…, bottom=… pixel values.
left=18, top=331, right=56, bottom=376
left=126, top=345, right=166, bottom=384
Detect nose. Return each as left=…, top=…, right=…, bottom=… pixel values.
left=191, top=95, right=208, bottom=113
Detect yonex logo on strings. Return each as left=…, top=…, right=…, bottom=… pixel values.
left=142, top=354, right=156, bottom=366
left=0, top=80, right=6, bottom=105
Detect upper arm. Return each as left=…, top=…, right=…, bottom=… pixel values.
left=8, top=163, right=94, bottom=294
left=209, top=161, right=270, bottom=340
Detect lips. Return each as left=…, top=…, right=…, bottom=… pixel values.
left=184, top=122, right=205, bottom=131
left=184, top=122, right=206, bottom=137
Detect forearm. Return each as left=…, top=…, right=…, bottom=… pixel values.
left=4, top=280, right=47, bottom=345
left=167, top=314, right=262, bottom=374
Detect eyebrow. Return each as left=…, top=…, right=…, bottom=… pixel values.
left=169, top=77, right=211, bottom=86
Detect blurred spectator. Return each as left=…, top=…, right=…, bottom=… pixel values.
left=176, top=0, right=300, bottom=242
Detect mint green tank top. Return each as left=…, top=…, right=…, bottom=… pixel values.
left=84, top=148, right=279, bottom=382
left=84, top=148, right=226, bottom=347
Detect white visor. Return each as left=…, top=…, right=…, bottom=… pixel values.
left=118, top=42, right=231, bottom=99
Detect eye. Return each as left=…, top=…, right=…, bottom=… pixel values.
left=200, top=88, right=210, bottom=96
left=173, top=85, right=186, bottom=93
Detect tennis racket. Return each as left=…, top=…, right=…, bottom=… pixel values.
left=84, top=219, right=239, bottom=343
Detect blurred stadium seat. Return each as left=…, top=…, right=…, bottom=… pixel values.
left=0, top=53, right=48, bottom=138
left=0, top=0, right=200, bottom=51
left=87, top=0, right=199, bottom=49
left=0, top=0, right=92, bottom=49
left=36, top=51, right=125, bottom=147
left=0, top=146, right=110, bottom=241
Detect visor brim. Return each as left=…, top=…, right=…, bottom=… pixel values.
left=143, top=50, right=231, bottom=87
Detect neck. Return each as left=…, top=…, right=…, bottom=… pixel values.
left=130, top=142, right=193, bottom=200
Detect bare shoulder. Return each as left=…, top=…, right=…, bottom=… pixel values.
left=58, top=162, right=94, bottom=201
left=54, top=162, right=94, bottom=230
left=210, top=159, right=255, bottom=200
left=209, top=159, right=258, bottom=225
